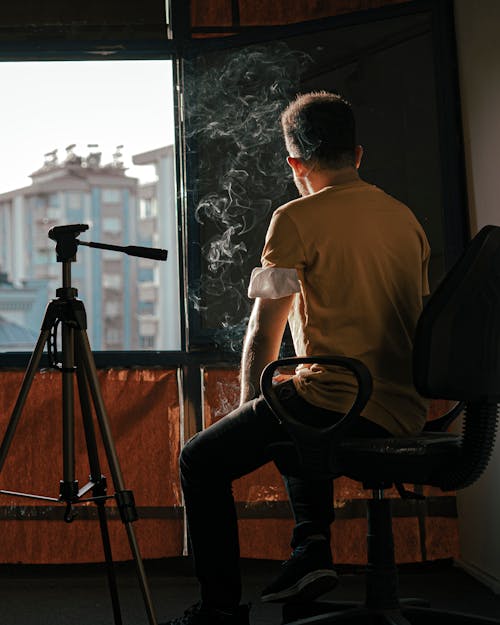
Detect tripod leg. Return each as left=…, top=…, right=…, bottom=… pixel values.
left=76, top=330, right=158, bottom=625
left=76, top=364, right=123, bottom=625
left=0, top=330, right=50, bottom=472
left=60, top=322, right=79, bottom=505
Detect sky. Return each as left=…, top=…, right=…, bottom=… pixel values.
left=0, top=60, right=174, bottom=194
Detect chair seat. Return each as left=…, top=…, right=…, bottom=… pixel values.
left=335, top=432, right=461, bottom=487
left=270, top=432, right=461, bottom=487
left=337, top=431, right=460, bottom=454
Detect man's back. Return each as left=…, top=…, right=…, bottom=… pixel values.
left=262, top=179, right=430, bottom=435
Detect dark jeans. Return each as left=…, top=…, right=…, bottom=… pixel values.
left=179, top=380, right=391, bottom=608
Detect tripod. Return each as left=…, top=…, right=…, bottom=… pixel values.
left=0, top=224, right=168, bottom=625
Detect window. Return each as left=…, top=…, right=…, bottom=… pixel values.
left=0, top=59, right=181, bottom=353
left=140, top=197, right=158, bottom=218
left=102, top=189, right=121, bottom=204
left=139, top=335, right=155, bottom=348
left=66, top=193, right=82, bottom=210
left=46, top=207, right=61, bottom=220
left=102, top=274, right=122, bottom=290
left=184, top=7, right=467, bottom=351
left=105, top=327, right=122, bottom=345
left=138, top=267, right=155, bottom=283
left=102, top=217, right=122, bottom=234
left=104, top=300, right=121, bottom=317
left=138, top=301, right=155, bottom=315
left=0, top=4, right=465, bottom=359
left=33, top=250, right=51, bottom=265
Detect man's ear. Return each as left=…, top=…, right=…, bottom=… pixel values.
left=354, top=145, right=364, bottom=169
left=287, top=155, right=307, bottom=177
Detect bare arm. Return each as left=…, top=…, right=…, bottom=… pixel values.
left=239, top=294, right=294, bottom=405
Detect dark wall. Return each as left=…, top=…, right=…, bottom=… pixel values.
left=0, top=1, right=165, bottom=25
left=0, top=0, right=167, bottom=43
left=191, top=0, right=412, bottom=30
left=0, top=1, right=412, bottom=40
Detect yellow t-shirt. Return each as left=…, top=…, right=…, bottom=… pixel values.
left=253, top=179, right=430, bottom=436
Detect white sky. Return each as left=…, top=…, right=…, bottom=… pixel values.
left=0, top=60, right=174, bottom=194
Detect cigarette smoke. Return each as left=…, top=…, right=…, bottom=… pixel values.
left=185, top=41, right=311, bottom=350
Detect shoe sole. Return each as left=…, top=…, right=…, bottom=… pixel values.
left=261, top=570, right=339, bottom=603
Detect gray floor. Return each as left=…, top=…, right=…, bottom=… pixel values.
left=0, top=558, right=499, bottom=624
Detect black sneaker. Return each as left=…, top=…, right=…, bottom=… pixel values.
left=261, top=538, right=338, bottom=603
left=162, top=601, right=250, bottom=625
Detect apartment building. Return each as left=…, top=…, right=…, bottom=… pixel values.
left=0, top=144, right=180, bottom=352
left=133, top=145, right=180, bottom=351
left=0, top=146, right=139, bottom=350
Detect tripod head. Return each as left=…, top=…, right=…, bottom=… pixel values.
left=48, top=223, right=168, bottom=262
left=49, top=224, right=89, bottom=263
left=48, top=223, right=168, bottom=299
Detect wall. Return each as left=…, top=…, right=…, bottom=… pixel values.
left=190, top=0, right=412, bottom=31
left=454, top=0, right=500, bottom=593
left=0, top=369, right=182, bottom=564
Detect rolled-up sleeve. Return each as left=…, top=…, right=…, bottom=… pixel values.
left=248, top=266, right=300, bottom=299
left=248, top=208, right=306, bottom=299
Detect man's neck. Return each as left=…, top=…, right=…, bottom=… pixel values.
left=306, top=166, right=360, bottom=195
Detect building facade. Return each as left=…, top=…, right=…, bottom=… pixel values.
left=0, top=144, right=180, bottom=352
left=0, top=147, right=139, bottom=350
left=133, top=145, right=181, bottom=351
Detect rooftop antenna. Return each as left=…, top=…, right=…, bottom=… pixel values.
left=65, top=144, right=78, bottom=163
left=113, top=144, right=124, bottom=168
left=43, top=149, right=58, bottom=167
left=86, top=144, right=101, bottom=168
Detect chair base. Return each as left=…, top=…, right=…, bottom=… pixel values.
left=281, top=498, right=500, bottom=625
left=282, top=600, right=500, bottom=625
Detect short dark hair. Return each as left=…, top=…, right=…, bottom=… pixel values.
left=281, top=92, right=356, bottom=169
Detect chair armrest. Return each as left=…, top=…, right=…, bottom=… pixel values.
left=423, top=401, right=465, bottom=432
left=260, top=355, right=373, bottom=438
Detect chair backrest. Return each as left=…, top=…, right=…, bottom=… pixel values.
left=414, top=225, right=500, bottom=402
left=413, top=225, right=500, bottom=489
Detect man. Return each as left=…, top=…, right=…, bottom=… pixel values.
left=166, top=92, right=430, bottom=625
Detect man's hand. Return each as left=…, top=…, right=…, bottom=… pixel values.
left=239, top=294, right=294, bottom=405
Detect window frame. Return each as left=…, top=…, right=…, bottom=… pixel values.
left=0, top=33, right=188, bottom=367
left=0, top=0, right=468, bottom=368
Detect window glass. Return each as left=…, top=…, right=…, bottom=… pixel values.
left=104, top=300, right=121, bottom=317
left=66, top=193, right=82, bottom=210
left=105, top=327, right=122, bottom=345
left=185, top=11, right=459, bottom=350
left=140, top=197, right=158, bottom=218
left=0, top=60, right=181, bottom=353
left=102, top=189, right=122, bottom=204
left=102, top=217, right=122, bottom=234
left=103, top=274, right=122, bottom=290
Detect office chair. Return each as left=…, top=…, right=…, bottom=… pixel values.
left=261, top=225, right=500, bottom=624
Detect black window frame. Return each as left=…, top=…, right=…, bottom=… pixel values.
left=0, top=0, right=468, bottom=369
left=0, top=25, right=188, bottom=369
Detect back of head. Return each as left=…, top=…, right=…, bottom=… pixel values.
left=281, top=91, right=356, bottom=169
